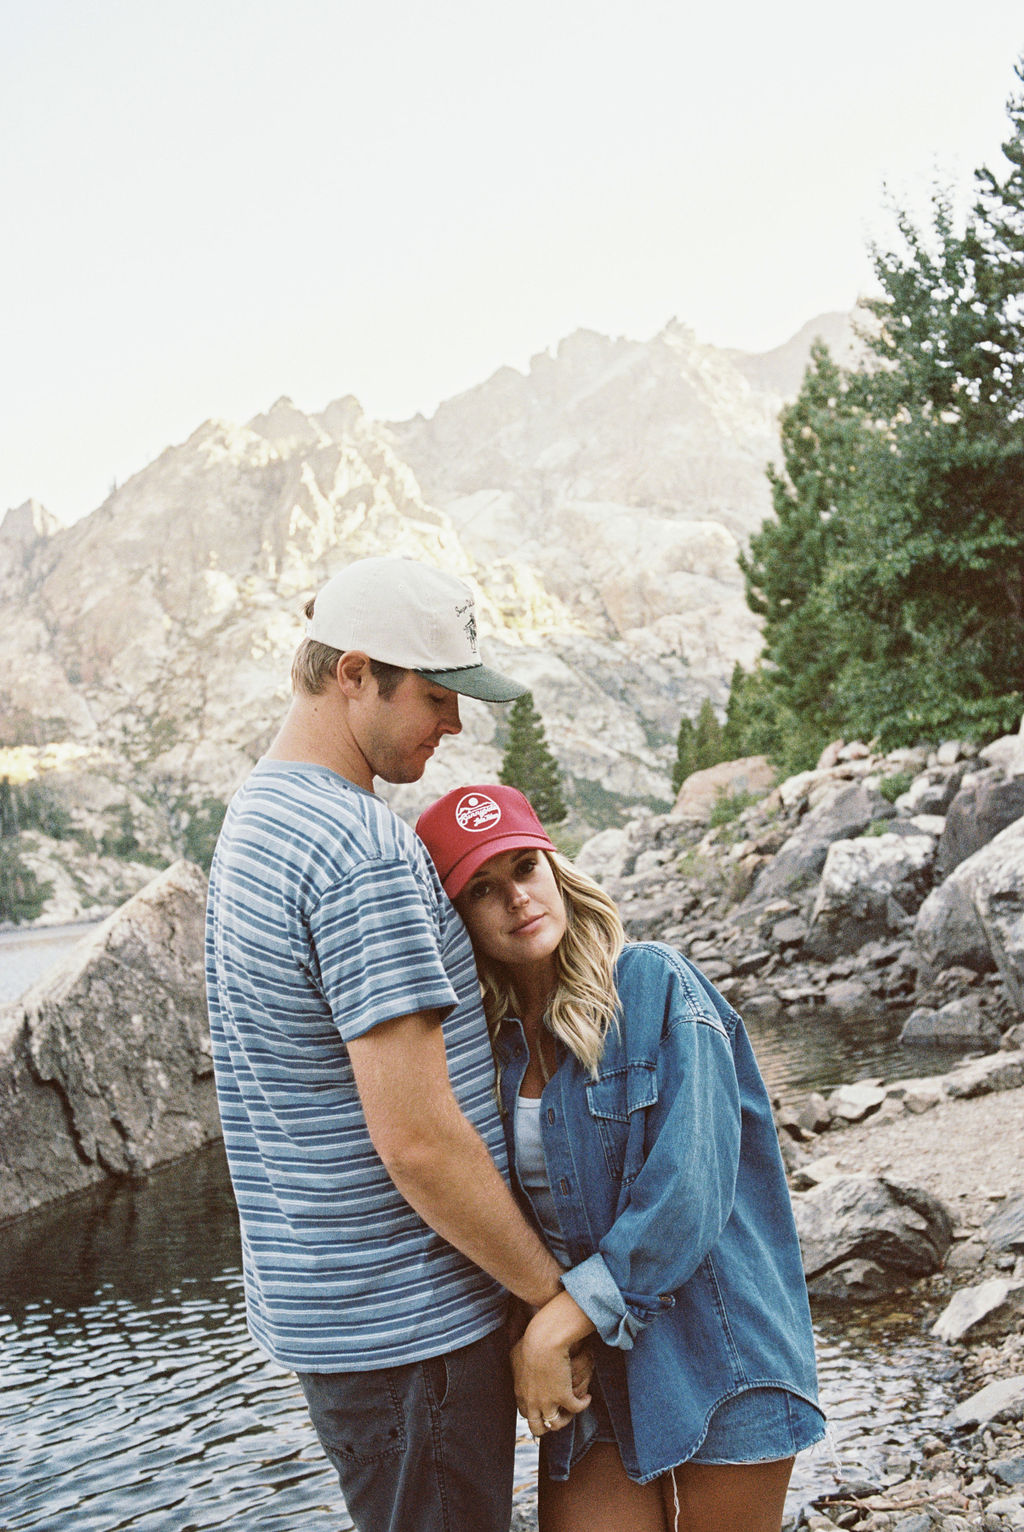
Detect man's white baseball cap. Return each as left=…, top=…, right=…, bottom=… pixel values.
left=307, top=556, right=527, bottom=703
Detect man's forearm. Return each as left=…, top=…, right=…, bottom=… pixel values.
left=380, top=1097, right=564, bottom=1309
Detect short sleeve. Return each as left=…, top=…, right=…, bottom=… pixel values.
left=309, top=857, right=458, bottom=1040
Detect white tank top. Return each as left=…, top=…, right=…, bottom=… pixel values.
left=514, top=1097, right=569, bottom=1265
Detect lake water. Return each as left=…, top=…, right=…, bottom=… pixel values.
left=1, top=927, right=960, bottom=1530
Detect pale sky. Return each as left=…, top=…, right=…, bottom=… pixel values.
left=2, top=0, right=1022, bottom=525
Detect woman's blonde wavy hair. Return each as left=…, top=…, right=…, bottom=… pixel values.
left=469, top=849, right=625, bottom=1079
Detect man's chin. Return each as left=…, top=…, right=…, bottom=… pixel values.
left=376, top=761, right=428, bottom=786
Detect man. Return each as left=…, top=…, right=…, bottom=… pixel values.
left=205, top=556, right=584, bottom=1532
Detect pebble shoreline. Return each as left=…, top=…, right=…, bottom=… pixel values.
left=791, top=1084, right=1024, bottom=1531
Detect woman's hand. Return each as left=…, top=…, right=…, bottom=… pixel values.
left=511, top=1290, right=596, bottom=1437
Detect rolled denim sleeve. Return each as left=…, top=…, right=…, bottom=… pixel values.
left=561, top=1009, right=742, bottom=1350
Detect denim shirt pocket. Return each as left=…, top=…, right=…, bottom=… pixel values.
left=584, top=1062, right=658, bottom=1184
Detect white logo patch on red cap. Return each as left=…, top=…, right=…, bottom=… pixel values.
left=455, top=792, right=501, bottom=831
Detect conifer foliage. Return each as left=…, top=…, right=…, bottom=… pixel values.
left=499, top=692, right=567, bottom=824
left=732, top=57, right=1024, bottom=766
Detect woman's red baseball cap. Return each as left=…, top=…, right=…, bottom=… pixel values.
left=416, top=784, right=557, bottom=899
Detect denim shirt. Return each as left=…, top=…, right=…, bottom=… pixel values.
left=494, top=942, right=820, bottom=1484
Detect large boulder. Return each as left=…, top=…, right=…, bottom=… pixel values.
left=969, top=817, right=1024, bottom=1014
left=747, top=783, right=896, bottom=904
left=915, top=816, right=1024, bottom=1003
left=0, top=860, right=218, bottom=1224
left=806, top=831, right=937, bottom=957
left=792, top=1173, right=954, bottom=1300
left=914, top=875, right=996, bottom=975
left=936, top=768, right=1024, bottom=877
left=671, top=756, right=776, bottom=823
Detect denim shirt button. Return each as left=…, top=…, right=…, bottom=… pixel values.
left=659, top=1294, right=675, bottom=1307
left=546, top=1108, right=555, bottom=1125
left=559, top=1177, right=570, bottom=1195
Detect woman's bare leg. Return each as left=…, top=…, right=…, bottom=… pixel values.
left=538, top=1442, right=668, bottom=1532
left=659, top=1457, right=796, bottom=1532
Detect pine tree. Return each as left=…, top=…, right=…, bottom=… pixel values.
left=499, top=692, right=567, bottom=824
left=671, top=715, right=696, bottom=793
left=738, top=56, right=1024, bottom=751
left=693, top=698, right=724, bottom=771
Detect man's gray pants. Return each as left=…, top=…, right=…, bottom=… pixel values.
left=297, top=1323, right=517, bottom=1531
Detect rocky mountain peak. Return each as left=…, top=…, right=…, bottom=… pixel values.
left=1, top=311, right=852, bottom=865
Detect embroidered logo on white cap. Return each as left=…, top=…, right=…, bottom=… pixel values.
left=455, top=792, right=501, bottom=831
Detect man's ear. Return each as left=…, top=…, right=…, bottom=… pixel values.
left=335, top=651, right=373, bottom=697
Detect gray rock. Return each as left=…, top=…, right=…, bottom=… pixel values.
left=988, top=1194, right=1024, bottom=1253
left=807, top=832, right=937, bottom=957
left=931, top=1279, right=1024, bottom=1342
left=991, top=1457, right=1024, bottom=1487
left=0, top=861, right=218, bottom=1224
left=771, top=916, right=807, bottom=947
left=792, top=1174, right=954, bottom=1299
left=821, top=978, right=884, bottom=1022
left=892, top=1516, right=932, bottom=1532
left=898, top=998, right=1002, bottom=1051
left=980, top=729, right=1024, bottom=776
left=747, top=783, right=896, bottom=903
left=898, top=762, right=970, bottom=817
left=828, top=1081, right=887, bottom=1121
left=914, top=875, right=996, bottom=975
left=943, top=1050, right=1024, bottom=1098
left=937, top=769, right=1024, bottom=877
left=795, top=1092, right=833, bottom=1133
left=741, top=993, right=783, bottom=1024
left=948, top=1374, right=1024, bottom=1428
left=969, top=818, right=1024, bottom=1014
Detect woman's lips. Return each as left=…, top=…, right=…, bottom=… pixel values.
left=510, top=913, right=545, bottom=935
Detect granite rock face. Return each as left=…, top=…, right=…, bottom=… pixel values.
left=1, top=318, right=862, bottom=911
left=915, top=817, right=1024, bottom=1001
left=807, top=830, right=938, bottom=957
left=0, top=861, right=217, bottom=1224
left=746, top=782, right=896, bottom=904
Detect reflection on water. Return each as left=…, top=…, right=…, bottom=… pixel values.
left=744, top=1001, right=958, bottom=1106
left=1, top=1145, right=955, bottom=1531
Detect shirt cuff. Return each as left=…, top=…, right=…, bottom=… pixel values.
left=560, top=1253, right=645, bottom=1350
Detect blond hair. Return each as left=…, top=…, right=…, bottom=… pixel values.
left=291, top=597, right=406, bottom=697
left=472, top=850, right=625, bottom=1078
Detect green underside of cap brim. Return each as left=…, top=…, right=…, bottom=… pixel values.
left=417, top=665, right=527, bottom=703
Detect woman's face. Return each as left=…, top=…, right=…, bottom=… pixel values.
left=455, top=848, right=568, bottom=973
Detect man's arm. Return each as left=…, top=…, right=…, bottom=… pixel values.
left=346, top=1008, right=567, bottom=1313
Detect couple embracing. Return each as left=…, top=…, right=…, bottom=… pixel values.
left=206, top=557, right=823, bottom=1532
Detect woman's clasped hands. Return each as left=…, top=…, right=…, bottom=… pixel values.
left=511, top=1289, right=596, bottom=1440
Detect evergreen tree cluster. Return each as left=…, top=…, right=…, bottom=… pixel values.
left=728, top=59, right=1024, bottom=773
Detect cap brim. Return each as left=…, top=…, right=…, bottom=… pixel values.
left=444, top=830, right=556, bottom=900
left=416, top=664, right=527, bottom=703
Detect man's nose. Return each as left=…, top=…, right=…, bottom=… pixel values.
left=439, top=695, right=462, bottom=735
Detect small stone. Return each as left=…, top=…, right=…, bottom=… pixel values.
left=949, top=1374, right=1024, bottom=1428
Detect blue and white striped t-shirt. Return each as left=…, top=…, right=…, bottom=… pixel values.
left=205, top=761, right=508, bottom=1371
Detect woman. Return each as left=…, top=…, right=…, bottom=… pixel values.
left=416, top=784, right=824, bottom=1532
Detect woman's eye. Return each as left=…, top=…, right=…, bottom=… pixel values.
left=468, top=883, right=490, bottom=901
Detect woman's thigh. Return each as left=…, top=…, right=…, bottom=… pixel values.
left=660, top=1457, right=795, bottom=1532
left=539, top=1442, right=668, bottom=1532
